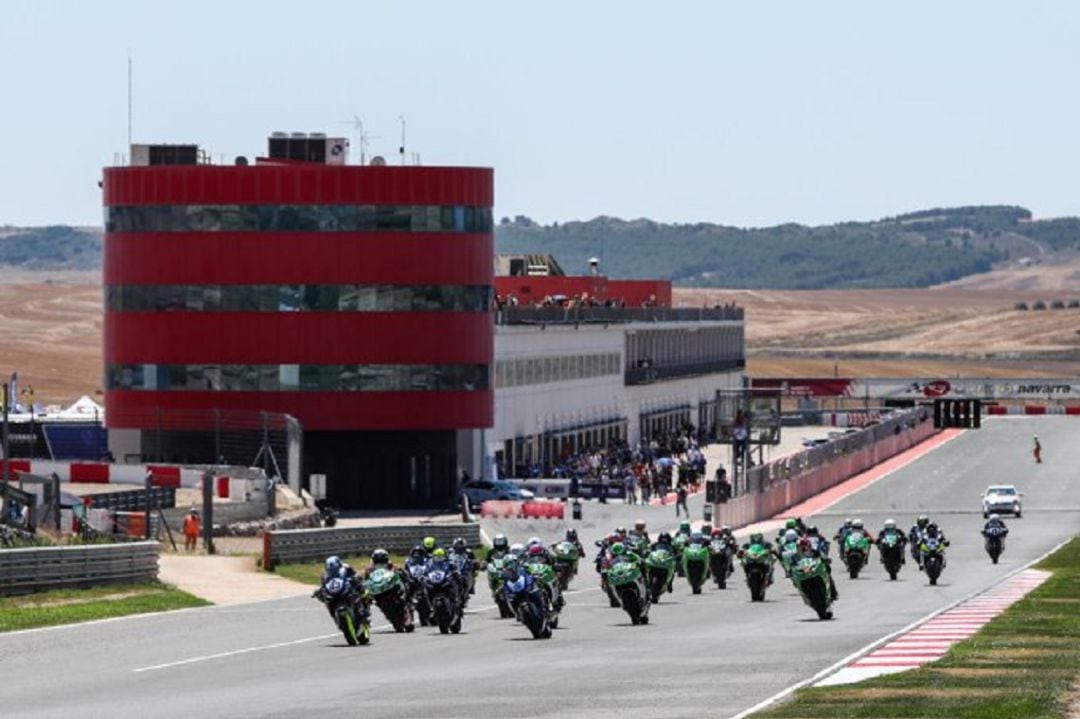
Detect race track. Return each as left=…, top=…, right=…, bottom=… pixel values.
left=2, top=418, right=1077, bottom=719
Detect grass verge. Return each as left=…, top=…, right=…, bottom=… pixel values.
left=753, top=534, right=1080, bottom=719
left=0, top=583, right=210, bottom=632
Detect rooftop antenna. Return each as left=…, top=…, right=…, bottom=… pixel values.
left=127, top=52, right=133, bottom=153
left=338, top=115, right=379, bottom=165
left=399, top=115, right=406, bottom=165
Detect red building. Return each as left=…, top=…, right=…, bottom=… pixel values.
left=102, top=137, right=493, bottom=508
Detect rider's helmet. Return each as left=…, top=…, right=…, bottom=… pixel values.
left=925, top=523, right=940, bottom=537
left=785, top=518, right=798, bottom=530
left=690, top=531, right=703, bottom=544
left=844, top=517, right=853, bottom=528
left=409, top=546, right=425, bottom=562
left=700, top=523, right=713, bottom=536
left=501, top=556, right=520, bottom=578
left=527, top=536, right=541, bottom=547
left=711, top=528, right=723, bottom=538
left=678, top=521, right=691, bottom=533
left=325, top=555, right=343, bottom=575
left=807, top=525, right=820, bottom=537
left=783, top=529, right=799, bottom=544
left=432, top=548, right=447, bottom=560
left=509, top=543, right=526, bottom=558
left=565, top=528, right=578, bottom=542
left=616, top=526, right=628, bottom=537
left=749, top=532, right=764, bottom=544
left=527, top=544, right=546, bottom=557
left=610, top=542, right=626, bottom=556
left=657, top=531, right=672, bottom=544
left=917, top=514, right=929, bottom=529
left=721, top=525, right=733, bottom=536
left=883, top=519, right=896, bottom=531
left=607, top=532, right=621, bottom=545
left=493, top=534, right=509, bottom=551
left=988, top=513, right=1000, bottom=522
left=371, top=549, right=390, bottom=566
left=452, top=537, right=467, bottom=552
left=852, top=518, right=864, bottom=530
left=797, top=537, right=814, bottom=554
left=422, top=536, right=436, bottom=551
left=634, top=519, right=647, bottom=533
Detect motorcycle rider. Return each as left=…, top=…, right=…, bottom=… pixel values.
left=316, top=555, right=364, bottom=617
left=806, top=525, right=830, bottom=558
left=834, top=518, right=853, bottom=563
left=740, top=532, right=775, bottom=585
left=564, top=528, right=586, bottom=558
left=798, top=536, right=838, bottom=601
left=877, top=519, right=907, bottom=564
left=509, top=542, right=527, bottom=560
left=778, top=517, right=801, bottom=543
left=651, top=531, right=676, bottom=553
left=524, top=542, right=563, bottom=610
left=485, top=534, right=511, bottom=564
left=700, top=522, right=713, bottom=538
left=628, top=519, right=651, bottom=545
left=675, top=520, right=692, bottom=540
left=362, top=548, right=398, bottom=579
left=421, top=535, right=439, bottom=557
left=982, top=513, right=1008, bottom=538
left=450, top=537, right=478, bottom=595
left=919, top=522, right=950, bottom=569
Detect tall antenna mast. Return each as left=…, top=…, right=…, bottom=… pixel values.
left=127, top=52, right=133, bottom=152
left=398, top=115, right=406, bottom=165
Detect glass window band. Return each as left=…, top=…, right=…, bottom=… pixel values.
left=106, top=363, right=489, bottom=392
left=106, top=284, right=493, bottom=313
left=105, top=204, right=493, bottom=233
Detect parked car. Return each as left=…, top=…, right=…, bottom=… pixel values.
left=459, top=480, right=535, bottom=505
left=982, top=484, right=1022, bottom=518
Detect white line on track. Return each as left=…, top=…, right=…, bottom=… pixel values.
left=724, top=534, right=1074, bottom=719
left=132, top=633, right=342, bottom=672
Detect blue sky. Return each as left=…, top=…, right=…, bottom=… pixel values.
left=2, top=1, right=1079, bottom=228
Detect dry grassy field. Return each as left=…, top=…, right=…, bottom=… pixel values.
left=2, top=268, right=1078, bottom=406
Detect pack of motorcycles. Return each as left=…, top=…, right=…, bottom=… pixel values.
left=313, top=519, right=1004, bottom=644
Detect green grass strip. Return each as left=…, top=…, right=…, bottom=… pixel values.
left=753, top=535, right=1080, bottom=719
left=0, top=583, right=210, bottom=632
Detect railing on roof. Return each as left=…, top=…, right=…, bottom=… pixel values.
left=495, top=306, right=743, bottom=325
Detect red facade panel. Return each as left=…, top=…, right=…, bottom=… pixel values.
left=103, top=166, right=494, bottom=207
left=107, top=389, right=492, bottom=430
left=105, top=312, right=493, bottom=364
left=494, top=276, right=672, bottom=307
left=104, top=232, right=492, bottom=285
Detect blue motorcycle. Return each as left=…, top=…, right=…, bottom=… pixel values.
left=423, top=561, right=463, bottom=635
left=502, top=561, right=553, bottom=639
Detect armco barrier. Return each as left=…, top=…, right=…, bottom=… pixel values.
left=0, top=541, right=160, bottom=596
left=716, top=410, right=939, bottom=530
left=263, top=523, right=480, bottom=570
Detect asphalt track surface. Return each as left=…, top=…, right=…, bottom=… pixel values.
left=2, top=418, right=1077, bottom=719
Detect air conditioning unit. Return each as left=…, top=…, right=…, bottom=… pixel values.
left=267, top=134, right=348, bottom=164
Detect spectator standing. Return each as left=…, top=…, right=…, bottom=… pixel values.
left=183, top=509, right=201, bottom=552
left=1033, top=435, right=1042, bottom=464
left=675, top=483, right=689, bottom=517
left=625, top=473, right=637, bottom=506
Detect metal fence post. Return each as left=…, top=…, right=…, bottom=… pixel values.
left=202, top=470, right=215, bottom=554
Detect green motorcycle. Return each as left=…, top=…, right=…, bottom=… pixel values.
left=739, top=544, right=774, bottom=602
left=778, top=540, right=800, bottom=579
left=365, top=567, right=415, bottom=633
left=843, top=532, right=872, bottom=579
left=645, top=546, right=676, bottom=603
left=877, top=532, right=904, bottom=581
left=552, top=541, right=580, bottom=591
left=525, top=560, right=562, bottom=627
left=486, top=556, right=515, bottom=618
left=791, top=554, right=834, bottom=620
left=682, top=543, right=711, bottom=595
left=607, top=559, right=651, bottom=625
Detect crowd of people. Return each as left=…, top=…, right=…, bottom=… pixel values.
left=494, top=291, right=657, bottom=311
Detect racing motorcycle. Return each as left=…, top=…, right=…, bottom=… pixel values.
left=486, top=555, right=515, bottom=618
left=672, top=533, right=690, bottom=577
left=607, top=559, right=651, bottom=625
left=552, top=541, right=580, bottom=591
left=984, top=526, right=1007, bottom=564
left=739, top=544, right=774, bottom=602
left=791, top=554, right=834, bottom=620
left=503, top=563, right=553, bottom=639
left=708, top=537, right=734, bottom=589
left=524, top=559, right=562, bottom=625
left=920, top=537, right=947, bottom=585
left=778, top=538, right=800, bottom=579
left=597, top=549, right=622, bottom=608
left=877, top=531, right=905, bottom=581
left=313, top=575, right=371, bottom=645
left=645, top=546, right=676, bottom=603
left=423, top=562, right=463, bottom=634
left=365, top=567, right=415, bottom=633
left=447, top=552, right=476, bottom=607
left=843, top=531, right=872, bottom=579
left=683, top=542, right=711, bottom=595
